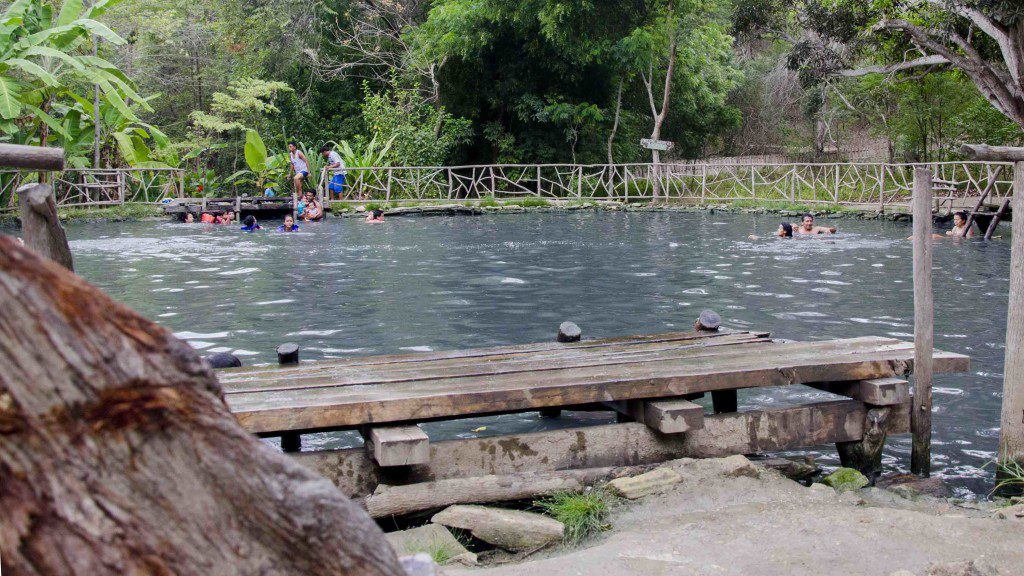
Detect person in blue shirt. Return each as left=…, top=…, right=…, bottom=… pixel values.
left=278, top=215, right=299, bottom=232
left=240, top=215, right=261, bottom=232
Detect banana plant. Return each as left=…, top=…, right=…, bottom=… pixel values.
left=226, top=129, right=287, bottom=193
left=0, top=0, right=152, bottom=149
left=336, top=134, right=396, bottom=168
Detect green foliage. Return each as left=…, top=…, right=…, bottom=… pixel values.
left=227, top=129, right=286, bottom=191
left=190, top=78, right=292, bottom=136
left=336, top=135, right=395, bottom=168
left=994, top=458, right=1024, bottom=496
left=57, top=202, right=162, bottom=221
left=535, top=489, right=611, bottom=545
left=504, top=197, right=550, bottom=207
left=362, top=84, right=472, bottom=166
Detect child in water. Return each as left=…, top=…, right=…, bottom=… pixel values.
left=240, top=215, right=261, bottom=232
left=278, top=215, right=299, bottom=232
left=365, top=208, right=384, bottom=223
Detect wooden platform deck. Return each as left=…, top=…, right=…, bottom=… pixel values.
left=219, top=330, right=968, bottom=435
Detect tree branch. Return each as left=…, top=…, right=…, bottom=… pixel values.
left=837, top=54, right=949, bottom=77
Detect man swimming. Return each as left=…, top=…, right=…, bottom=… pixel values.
left=793, top=213, right=836, bottom=235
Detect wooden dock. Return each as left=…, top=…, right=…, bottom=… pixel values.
left=218, top=329, right=969, bottom=513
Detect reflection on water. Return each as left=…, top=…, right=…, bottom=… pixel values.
left=55, top=211, right=1011, bottom=496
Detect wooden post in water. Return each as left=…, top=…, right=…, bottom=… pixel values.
left=1000, top=162, right=1024, bottom=476
left=911, top=166, right=934, bottom=476
left=277, top=342, right=302, bottom=451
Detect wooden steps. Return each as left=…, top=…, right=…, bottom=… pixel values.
left=220, top=332, right=968, bottom=435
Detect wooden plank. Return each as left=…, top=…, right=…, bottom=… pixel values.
left=223, top=333, right=772, bottom=394
left=961, top=144, right=1024, bottom=162
left=912, top=166, right=935, bottom=475
left=293, top=398, right=913, bottom=498
left=605, top=397, right=704, bottom=433
left=228, top=338, right=969, bottom=434
left=807, top=377, right=909, bottom=406
left=219, top=328, right=765, bottom=382
left=363, top=425, right=430, bottom=467
left=0, top=143, right=64, bottom=171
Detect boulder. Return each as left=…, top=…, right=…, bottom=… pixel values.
left=992, top=503, right=1024, bottom=520
left=877, top=474, right=951, bottom=499
left=399, top=553, right=444, bottom=576
left=431, top=505, right=564, bottom=552
left=822, top=467, right=869, bottom=493
left=386, top=524, right=476, bottom=566
left=808, top=483, right=835, bottom=497
left=756, top=456, right=820, bottom=482
left=606, top=467, right=683, bottom=499
left=925, top=560, right=1000, bottom=576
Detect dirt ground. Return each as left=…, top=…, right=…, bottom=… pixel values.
left=450, top=459, right=1024, bottom=576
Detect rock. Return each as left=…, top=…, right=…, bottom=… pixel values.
left=556, top=321, right=582, bottom=343
left=992, top=503, right=1024, bottom=520
left=606, top=467, right=684, bottom=499
left=714, top=454, right=758, bottom=478
left=755, top=456, right=820, bottom=482
left=837, top=490, right=867, bottom=506
left=925, top=559, right=1000, bottom=576
left=877, top=474, right=951, bottom=499
left=822, top=467, right=870, bottom=493
left=808, top=483, right=835, bottom=497
left=431, top=505, right=564, bottom=552
left=399, top=553, right=444, bottom=576
left=386, top=524, right=477, bottom=566
left=204, top=352, right=241, bottom=369
left=694, top=309, right=721, bottom=331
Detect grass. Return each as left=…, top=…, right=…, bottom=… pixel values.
left=57, top=203, right=164, bottom=222
left=534, top=489, right=611, bottom=545
left=504, top=197, right=550, bottom=208
left=477, top=195, right=501, bottom=208
left=724, top=199, right=853, bottom=213
left=993, top=458, right=1024, bottom=497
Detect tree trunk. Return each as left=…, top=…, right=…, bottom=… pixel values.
left=16, top=183, right=74, bottom=271
left=0, top=238, right=403, bottom=576
left=607, top=78, right=624, bottom=165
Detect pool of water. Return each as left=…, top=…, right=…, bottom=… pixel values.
left=48, top=211, right=1012, bottom=496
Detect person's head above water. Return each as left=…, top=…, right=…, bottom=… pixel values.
left=183, top=213, right=194, bottom=223
left=284, top=215, right=294, bottom=228
left=243, top=215, right=257, bottom=228
left=778, top=222, right=793, bottom=237
left=801, top=214, right=814, bottom=230
left=954, top=211, right=968, bottom=227
left=373, top=209, right=383, bottom=218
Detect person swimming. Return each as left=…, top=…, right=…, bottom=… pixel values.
left=777, top=222, right=793, bottom=237
left=182, top=213, right=195, bottom=223
left=278, top=215, right=299, bottom=232
left=947, top=211, right=974, bottom=238
left=365, top=208, right=384, bottom=223
left=793, top=213, right=836, bottom=235
left=240, top=215, right=261, bottom=232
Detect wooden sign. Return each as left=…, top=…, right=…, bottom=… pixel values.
left=641, top=138, right=674, bottom=151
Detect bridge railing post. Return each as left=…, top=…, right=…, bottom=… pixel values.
left=911, top=166, right=934, bottom=476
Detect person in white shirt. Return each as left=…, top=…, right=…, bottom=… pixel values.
left=320, top=145, right=347, bottom=200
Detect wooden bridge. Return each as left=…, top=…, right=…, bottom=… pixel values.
left=218, top=327, right=968, bottom=516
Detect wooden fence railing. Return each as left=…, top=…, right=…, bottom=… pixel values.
left=0, top=162, right=1014, bottom=211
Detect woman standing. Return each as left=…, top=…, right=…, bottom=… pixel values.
left=288, top=141, right=310, bottom=198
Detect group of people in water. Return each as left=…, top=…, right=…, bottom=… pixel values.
left=760, top=211, right=974, bottom=240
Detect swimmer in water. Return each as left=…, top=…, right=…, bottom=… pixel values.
left=947, top=211, right=974, bottom=238
left=240, top=215, right=261, bottom=232
left=183, top=213, right=195, bottom=223
left=794, top=213, right=836, bottom=235
left=748, top=222, right=793, bottom=240
left=365, top=208, right=384, bottom=223
left=278, top=215, right=299, bottom=232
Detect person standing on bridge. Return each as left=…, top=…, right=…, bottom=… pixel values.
left=320, top=145, right=346, bottom=200
left=288, top=142, right=310, bottom=198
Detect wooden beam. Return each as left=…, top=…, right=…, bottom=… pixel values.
left=293, top=398, right=912, bottom=498
left=912, top=167, right=935, bottom=476
left=363, top=425, right=430, bottom=467
left=999, top=162, right=1024, bottom=471
left=961, top=144, right=1024, bottom=162
left=604, top=397, right=705, bottom=434
left=0, top=143, right=64, bottom=171
left=807, top=377, right=909, bottom=406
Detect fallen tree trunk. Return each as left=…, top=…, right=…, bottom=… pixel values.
left=365, top=465, right=651, bottom=519
left=0, top=237, right=402, bottom=575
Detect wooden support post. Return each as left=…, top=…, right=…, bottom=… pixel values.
left=604, top=398, right=705, bottom=434
left=281, top=433, right=302, bottom=453
left=363, top=425, right=430, bottom=467
left=277, top=342, right=299, bottom=365
left=998, top=161, right=1024, bottom=479
left=17, top=184, right=74, bottom=271
left=711, top=390, right=738, bottom=414
left=807, top=378, right=909, bottom=406
left=911, top=166, right=934, bottom=476
left=837, top=406, right=891, bottom=482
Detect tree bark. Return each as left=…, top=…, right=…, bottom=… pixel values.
left=607, top=78, right=624, bottom=165
left=0, top=238, right=403, bottom=576
left=998, top=163, right=1024, bottom=470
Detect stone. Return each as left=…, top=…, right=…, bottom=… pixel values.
left=822, top=467, right=870, bottom=493
left=386, top=523, right=476, bottom=566
left=877, top=474, right=951, bottom=499
left=837, top=491, right=867, bottom=506
left=606, top=467, right=684, bottom=499
left=992, top=503, right=1024, bottom=520
left=431, top=505, right=564, bottom=552
left=557, top=321, right=582, bottom=343
left=204, top=352, right=241, bottom=369
left=808, top=483, right=835, bottom=496
left=755, top=457, right=820, bottom=482
left=925, top=559, right=1000, bottom=576
left=399, top=553, right=443, bottom=576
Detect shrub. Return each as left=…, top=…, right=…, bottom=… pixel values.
left=535, top=489, right=611, bottom=545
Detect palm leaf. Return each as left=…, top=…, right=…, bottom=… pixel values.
left=0, top=77, right=23, bottom=120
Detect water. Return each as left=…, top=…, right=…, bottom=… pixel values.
left=50, top=211, right=1012, bottom=496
